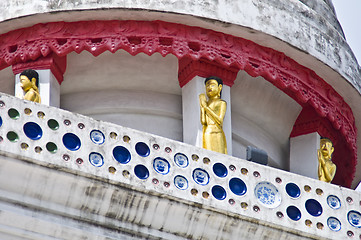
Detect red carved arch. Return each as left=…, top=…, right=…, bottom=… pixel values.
left=0, top=20, right=356, bottom=186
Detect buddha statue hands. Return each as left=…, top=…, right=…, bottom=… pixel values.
left=199, top=76, right=227, bottom=154
left=318, top=137, right=336, bottom=183
left=199, top=93, right=207, bottom=108
left=20, top=69, right=41, bottom=103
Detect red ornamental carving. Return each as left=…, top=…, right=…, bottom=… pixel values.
left=0, top=20, right=356, bottom=186
left=12, top=53, right=66, bottom=84
left=178, top=57, right=239, bottom=87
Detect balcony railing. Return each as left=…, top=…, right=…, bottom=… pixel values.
left=0, top=92, right=360, bottom=240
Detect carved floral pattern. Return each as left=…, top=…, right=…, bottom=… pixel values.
left=0, top=20, right=356, bottom=186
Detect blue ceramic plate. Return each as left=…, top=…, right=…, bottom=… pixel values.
left=23, top=122, right=43, bottom=140
left=254, top=181, right=281, bottom=208
left=89, top=152, right=104, bottom=167
left=327, top=217, right=341, bottom=231
left=153, top=157, right=170, bottom=175
left=174, top=153, right=189, bottom=168
left=327, top=195, right=341, bottom=209
left=192, top=168, right=210, bottom=185
left=90, top=130, right=105, bottom=145
left=348, top=211, right=361, bottom=228
left=174, top=175, right=188, bottom=190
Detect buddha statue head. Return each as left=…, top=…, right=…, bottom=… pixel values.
left=20, top=69, right=39, bottom=91
left=19, top=69, right=41, bottom=103
left=204, top=76, right=223, bottom=98
left=320, top=137, right=334, bottom=161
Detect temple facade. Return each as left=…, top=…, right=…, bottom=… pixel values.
left=0, top=0, right=360, bottom=239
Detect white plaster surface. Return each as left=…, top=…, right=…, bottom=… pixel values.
left=62, top=51, right=180, bottom=96
left=0, top=154, right=323, bottom=240
left=0, top=92, right=360, bottom=240
left=290, top=132, right=320, bottom=179
left=182, top=76, right=204, bottom=148
left=61, top=90, right=183, bottom=141
left=61, top=51, right=182, bottom=141
left=222, top=85, right=232, bottom=155
left=0, top=67, right=14, bottom=95
left=231, top=71, right=302, bottom=170
left=355, top=181, right=361, bottom=192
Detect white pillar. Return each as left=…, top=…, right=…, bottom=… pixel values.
left=355, top=181, right=361, bottom=192
left=290, top=132, right=320, bottom=179
left=15, top=69, right=60, bottom=107
left=182, top=76, right=232, bottom=155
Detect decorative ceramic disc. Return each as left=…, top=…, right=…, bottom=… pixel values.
left=285, top=183, right=301, bottom=199
left=286, top=206, right=301, bottom=221
left=174, top=153, right=189, bottom=168
left=254, top=181, right=281, bottom=208
left=212, top=185, right=227, bottom=200
left=23, top=122, right=43, bottom=140
left=229, top=178, right=247, bottom=196
left=327, top=217, right=341, bottom=232
left=63, top=133, right=81, bottom=151
left=348, top=211, right=361, bottom=228
left=153, top=157, right=170, bottom=175
left=90, top=130, right=105, bottom=145
left=113, top=146, right=131, bottom=164
left=174, top=175, right=188, bottom=190
left=305, top=199, right=323, bottom=217
left=192, top=168, right=210, bottom=185
left=135, top=142, right=150, bottom=157
left=89, top=152, right=104, bottom=167
left=134, top=164, right=149, bottom=179
left=213, top=163, right=228, bottom=178
left=327, top=195, right=341, bottom=209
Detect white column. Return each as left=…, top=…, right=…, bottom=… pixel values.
left=355, top=181, right=361, bottom=192
left=15, top=69, right=60, bottom=107
left=290, top=132, right=320, bottom=179
left=182, top=76, right=232, bottom=155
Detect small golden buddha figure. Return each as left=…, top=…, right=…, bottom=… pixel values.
left=20, top=69, right=41, bottom=103
left=199, top=76, right=227, bottom=154
left=318, top=137, right=336, bottom=183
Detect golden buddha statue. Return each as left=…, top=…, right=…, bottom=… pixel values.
left=318, top=137, right=336, bottom=183
left=199, top=76, right=227, bottom=154
left=20, top=69, right=41, bottom=103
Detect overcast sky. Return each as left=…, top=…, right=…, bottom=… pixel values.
left=332, top=0, right=361, bottom=65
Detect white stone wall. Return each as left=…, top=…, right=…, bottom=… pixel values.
left=0, top=92, right=360, bottom=239
left=0, top=67, right=14, bottom=95
left=61, top=51, right=182, bottom=141
left=231, top=71, right=301, bottom=170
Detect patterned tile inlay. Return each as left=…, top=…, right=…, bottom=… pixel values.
left=254, top=181, right=281, bottom=208
left=327, top=195, right=341, bottom=209
left=348, top=211, right=361, bottom=228
left=327, top=217, right=341, bottom=232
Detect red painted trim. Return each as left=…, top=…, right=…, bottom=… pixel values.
left=12, top=53, right=66, bottom=84
left=291, top=107, right=339, bottom=145
left=0, top=20, right=356, bottom=186
left=178, top=57, right=238, bottom=87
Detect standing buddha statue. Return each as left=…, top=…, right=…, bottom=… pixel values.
left=199, top=76, right=227, bottom=154
left=318, top=137, right=336, bottom=183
